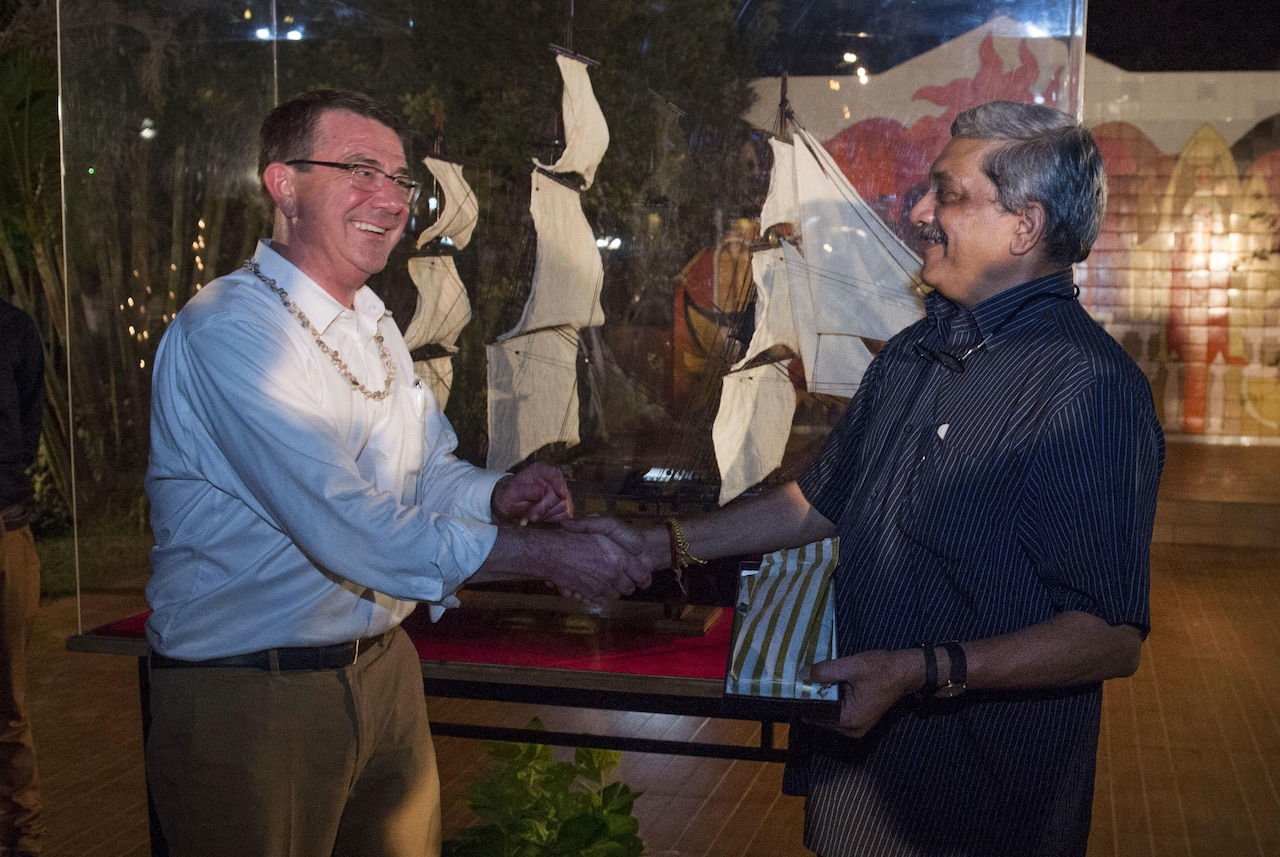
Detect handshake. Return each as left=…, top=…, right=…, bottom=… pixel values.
left=482, top=463, right=666, bottom=604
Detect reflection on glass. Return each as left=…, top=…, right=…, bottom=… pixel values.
left=43, top=0, right=1093, bottom=607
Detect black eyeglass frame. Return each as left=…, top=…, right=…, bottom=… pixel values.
left=285, top=159, right=422, bottom=206
left=912, top=286, right=1080, bottom=374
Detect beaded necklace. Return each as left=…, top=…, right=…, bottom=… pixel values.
left=243, top=259, right=396, bottom=401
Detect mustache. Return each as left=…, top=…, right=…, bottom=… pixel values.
left=918, top=223, right=946, bottom=245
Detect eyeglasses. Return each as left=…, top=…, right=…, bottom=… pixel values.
left=285, top=159, right=422, bottom=207
left=913, top=287, right=1079, bottom=374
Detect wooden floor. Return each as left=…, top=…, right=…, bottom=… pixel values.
left=27, top=443, right=1280, bottom=857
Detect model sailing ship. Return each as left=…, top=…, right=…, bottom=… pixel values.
left=485, top=46, right=609, bottom=473
left=405, top=62, right=925, bottom=524
left=710, top=88, right=926, bottom=505
left=402, top=153, right=477, bottom=410
left=403, top=38, right=607, bottom=479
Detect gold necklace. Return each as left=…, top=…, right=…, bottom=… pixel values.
left=243, top=260, right=396, bottom=401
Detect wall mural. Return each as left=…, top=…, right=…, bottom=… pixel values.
left=1087, top=122, right=1280, bottom=438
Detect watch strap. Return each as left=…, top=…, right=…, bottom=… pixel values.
left=920, top=643, right=938, bottom=696
left=940, top=640, right=966, bottom=687
left=936, top=640, right=967, bottom=698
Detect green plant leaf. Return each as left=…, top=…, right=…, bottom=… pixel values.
left=604, top=809, right=641, bottom=839
left=574, top=746, right=621, bottom=785
left=600, top=781, right=641, bottom=815
left=580, top=840, right=643, bottom=857
left=447, top=719, right=645, bottom=856
left=548, top=814, right=607, bottom=855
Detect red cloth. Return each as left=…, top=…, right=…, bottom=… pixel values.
left=90, top=611, right=150, bottom=637
left=87, top=608, right=732, bottom=681
left=402, top=607, right=731, bottom=680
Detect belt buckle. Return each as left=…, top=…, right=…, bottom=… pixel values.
left=350, top=637, right=362, bottom=666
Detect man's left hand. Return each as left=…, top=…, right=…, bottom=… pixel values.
left=492, top=463, right=575, bottom=524
left=807, top=649, right=919, bottom=738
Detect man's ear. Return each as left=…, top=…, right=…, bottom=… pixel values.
left=262, top=163, right=297, bottom=219
left=1010, top=201, right=1047, bottom=257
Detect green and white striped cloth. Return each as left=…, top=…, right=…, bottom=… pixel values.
left=726, top=537, right=839, bottom=702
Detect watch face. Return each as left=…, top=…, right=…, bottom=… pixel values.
left=935, top=682, right=966, bottom=699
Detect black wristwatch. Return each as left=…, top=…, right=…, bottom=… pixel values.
left=934, top=641, right=967, bottom=699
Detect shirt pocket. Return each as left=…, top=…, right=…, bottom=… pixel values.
left=368, top=380, right=429, bottom=501
left=894, top=422, right=1024, bottom=562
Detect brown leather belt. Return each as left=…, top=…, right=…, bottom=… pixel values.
left=149, top=631, right=390, bottom=671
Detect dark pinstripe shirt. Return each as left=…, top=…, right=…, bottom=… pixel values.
left=792, top=270, right=1164, bottom=857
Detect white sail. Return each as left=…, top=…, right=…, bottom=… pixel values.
left=759, top=137, right=798, bottom=234
left=791, top=126, right=923, bottom=344
left=404, top=158, right=477, bottom=408
left=735, top=246, right=800, bottom=369
left=486, top=328, right=580, bottom=471
left=416, top=156, right=478, bottom=251
left=486, top=48, right=609, bottom=469
left=499, top=169, right=605, bottom=339
left=713, top=363, right=797, bottom=506
left=413, top=355, right=455, bottom=410
left=784, top=231, right=875, bottom=398
left=711, top=119, right=923, bottom=503
left=533, top=53, right=610, bottom=189
left=710, top=245, right=804, bottom=504
left=403, top=255, right=471, bottom=352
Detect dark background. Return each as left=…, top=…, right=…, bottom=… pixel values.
left=1087, top=0, right=1280, bottom=72
left=734, top=0, right=1280, bottom=74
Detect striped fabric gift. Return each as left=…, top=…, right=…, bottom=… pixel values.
left=725, top=537, right=839, bottom=704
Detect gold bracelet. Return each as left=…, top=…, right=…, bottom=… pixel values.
left=665, top=517, right=706, bottom=570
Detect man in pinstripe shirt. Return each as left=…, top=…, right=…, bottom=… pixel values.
left=572, top=100, right=1164, bottom=855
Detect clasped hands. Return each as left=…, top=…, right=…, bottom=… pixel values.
left=492, top=469, right=909, bottom=736
left=490, top=464, right=653, bottom=605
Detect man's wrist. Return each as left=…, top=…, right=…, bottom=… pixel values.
left=641, top=526, right=671, bottom=573
left=490, top=474, right=514, bottom=521
left=913, top=641, right=968, bottom=700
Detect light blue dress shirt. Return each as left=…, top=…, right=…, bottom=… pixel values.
left=145, top=241, right=503, bottom=659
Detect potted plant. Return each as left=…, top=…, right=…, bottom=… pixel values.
left=443, top=719, right=645, bottom=857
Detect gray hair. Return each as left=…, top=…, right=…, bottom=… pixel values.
left=951, top=101, right=1106, bottom=266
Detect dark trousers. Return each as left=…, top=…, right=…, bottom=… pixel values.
left=0, top=524, right=42, bottom=854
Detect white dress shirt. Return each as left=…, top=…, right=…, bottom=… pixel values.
left=145, top=240, right=503, bottom=659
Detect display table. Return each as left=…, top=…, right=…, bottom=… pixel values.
left=67, top=603, right=791, bottom=763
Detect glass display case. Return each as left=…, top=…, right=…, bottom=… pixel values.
left=9, top=0, right=1107, bottom=606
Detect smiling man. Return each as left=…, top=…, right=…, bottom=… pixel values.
left=569, top=101, right=1165, bottom=856
left=143, top=90, right=650, bottom=857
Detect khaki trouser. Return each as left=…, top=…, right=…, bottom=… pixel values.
left=146, top=627, right=441, bottom=857
left=0, top=523, right=43, bottom=854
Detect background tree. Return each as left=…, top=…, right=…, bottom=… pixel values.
left=1, top=9, right=72, bottom=521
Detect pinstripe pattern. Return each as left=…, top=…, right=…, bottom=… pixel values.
left=790, top=271, right=1165, bottom=857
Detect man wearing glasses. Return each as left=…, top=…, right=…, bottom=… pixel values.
left=569, top=101, right=1164, bottom=856
left=144, top=89, right=650, bottom=857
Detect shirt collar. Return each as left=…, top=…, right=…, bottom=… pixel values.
left=925, top=269, right=1076, bottom=343
left=249, top=239, right=389, bottom=335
